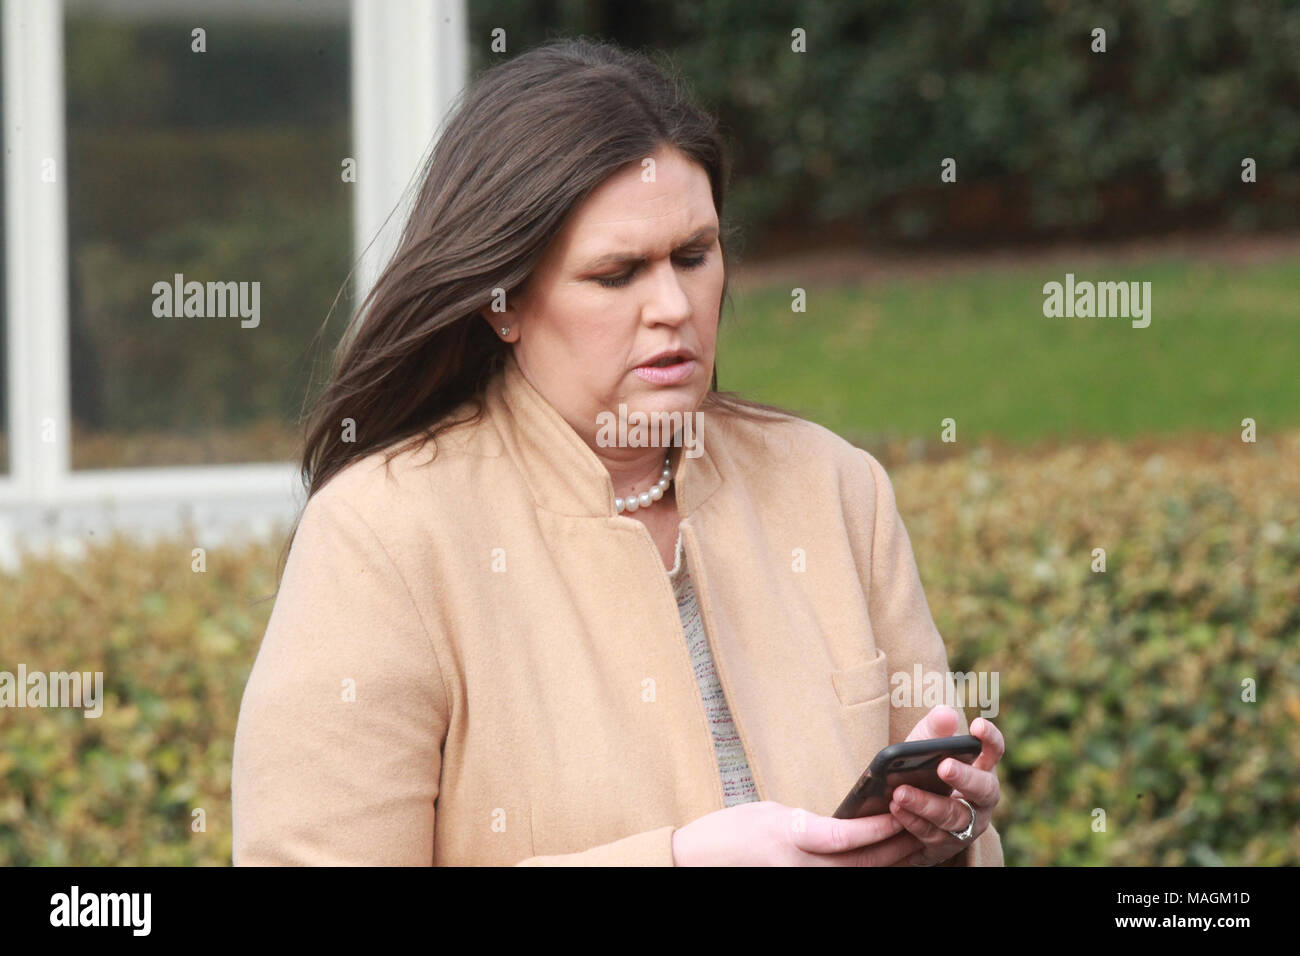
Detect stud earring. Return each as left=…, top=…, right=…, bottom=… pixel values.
left=499, top=326, right=510, bottom=336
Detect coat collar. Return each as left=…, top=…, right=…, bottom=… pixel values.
left=484, top=350, right=722, bottom=519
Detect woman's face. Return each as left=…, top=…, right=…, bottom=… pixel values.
left=493, top=146, right=723, bottom=451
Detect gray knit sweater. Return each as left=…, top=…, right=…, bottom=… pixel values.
left=666, top=533, right=760, bottom=807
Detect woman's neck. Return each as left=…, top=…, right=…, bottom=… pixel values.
left=591, top=443, right=677, bottom=500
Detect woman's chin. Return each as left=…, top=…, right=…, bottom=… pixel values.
left=594, top=389, right=705, bottom=452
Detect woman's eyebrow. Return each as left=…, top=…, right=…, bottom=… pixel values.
left=579, top=225, right=718, bottom=270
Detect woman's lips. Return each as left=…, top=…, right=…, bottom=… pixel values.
left=634, top=358, right=697, bottom=385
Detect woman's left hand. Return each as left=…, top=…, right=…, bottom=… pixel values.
left=888, top=706, right=1004, bottom=866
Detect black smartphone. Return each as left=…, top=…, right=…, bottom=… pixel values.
left=832, top=735, right=982, bottom=818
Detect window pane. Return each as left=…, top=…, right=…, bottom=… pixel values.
left=65, top=0, right=351, bottom=468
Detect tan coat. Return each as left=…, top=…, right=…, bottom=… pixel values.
left=232, top=352, right=1005, bottom=866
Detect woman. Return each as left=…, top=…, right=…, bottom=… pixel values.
left=232, top=38, right=1004, bottom=866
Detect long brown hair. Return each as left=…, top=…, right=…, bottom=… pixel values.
left=278, top=37, right=794, bottom=584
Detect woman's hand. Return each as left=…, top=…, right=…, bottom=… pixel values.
left=671, top=800, right=924, bottom=866
left=887, top=706, right=1004, bottom=866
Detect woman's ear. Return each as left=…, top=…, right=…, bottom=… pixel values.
left=479, top=294, right=521, bottom=342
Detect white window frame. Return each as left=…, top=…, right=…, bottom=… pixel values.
left=0, top=0, right=466, bottom=568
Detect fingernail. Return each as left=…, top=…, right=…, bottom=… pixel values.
left=896, top=787, right=910, bottom=805
left=892, top=817, right=903, bottom=831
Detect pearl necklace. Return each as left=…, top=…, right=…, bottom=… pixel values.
left=615, top=455, right=672, bottom=514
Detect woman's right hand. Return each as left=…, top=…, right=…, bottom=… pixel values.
left=670, top=800, right=923, bottom=866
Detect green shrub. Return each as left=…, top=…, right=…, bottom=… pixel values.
left=2, top=431, right=1295, bottom=864
left=469, top=1, right=1300, bottom=242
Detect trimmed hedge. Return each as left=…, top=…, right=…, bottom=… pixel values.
left=2, top=430, right=1296, bottom=864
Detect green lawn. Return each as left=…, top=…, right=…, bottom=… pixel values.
left=719, top=256, right=1300, bottom=446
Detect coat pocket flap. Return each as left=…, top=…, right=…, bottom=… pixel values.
left=830, top=649, right=889, bottom=706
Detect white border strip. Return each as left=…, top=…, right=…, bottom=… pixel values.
left=351, top=0, right=466, bottom=307
left=4, top=0, right=71, bottom=502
